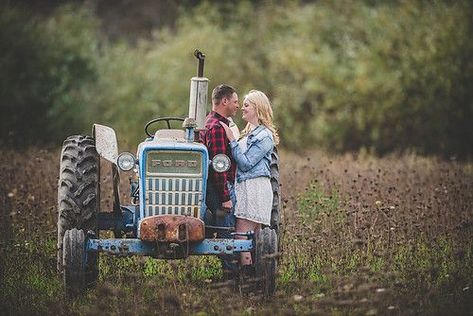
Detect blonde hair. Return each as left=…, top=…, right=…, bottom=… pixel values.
left=241, top=90, right=280, bottom=145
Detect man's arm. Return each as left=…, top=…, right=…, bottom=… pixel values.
left=206, top=125, right=231, bottom=203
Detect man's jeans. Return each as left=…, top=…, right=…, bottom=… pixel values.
left=205, top=181, right=237, bottom=273
left=205, top=182, right=236, bottom=231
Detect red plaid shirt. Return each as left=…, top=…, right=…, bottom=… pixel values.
left=200, top=111, right=236, bottom=202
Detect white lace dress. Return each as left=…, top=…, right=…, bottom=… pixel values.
left=234, top=136, right=273, bottom=225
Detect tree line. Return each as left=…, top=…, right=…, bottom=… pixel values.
left=1, top=1, right=472, bottom=157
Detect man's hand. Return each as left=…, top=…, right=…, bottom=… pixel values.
left=222, top=200, right=233, bottom=211
left=219, top=121, right=236, bottom=142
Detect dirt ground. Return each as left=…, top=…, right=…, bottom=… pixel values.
left=1, top=147, right=472, bottom=315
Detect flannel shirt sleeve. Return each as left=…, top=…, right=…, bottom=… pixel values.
left=206, top=125, right=231, bottom=202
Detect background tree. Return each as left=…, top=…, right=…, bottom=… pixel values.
left=1, top=0, right=472, bottom=157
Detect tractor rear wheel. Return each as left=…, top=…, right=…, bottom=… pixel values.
left=63, top=228, right=87, bottom=297
left=57, top=135, right=99, bottom=286
left=270, top=147, right=281, bottom=233
left=254, top=227, right=278, bottom=297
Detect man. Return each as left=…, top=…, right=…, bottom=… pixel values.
left=200, top=84, right=239, bottom=276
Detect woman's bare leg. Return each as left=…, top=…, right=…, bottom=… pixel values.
left=235, top=218, right=261, bottom=265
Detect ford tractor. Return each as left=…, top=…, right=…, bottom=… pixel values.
left=57, top=50, right=281, bottom=297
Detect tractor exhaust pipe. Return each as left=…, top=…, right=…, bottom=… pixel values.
left=195, top=49, right=205, bottom=77
left=186, top=50, right=208, bottom=135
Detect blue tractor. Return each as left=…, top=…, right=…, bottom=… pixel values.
left=56, top=50, right=281, bottom=297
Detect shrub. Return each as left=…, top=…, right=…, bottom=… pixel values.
left=0, top=4, right=97, bottom=146
left=2, top=1, right=472, bottom=157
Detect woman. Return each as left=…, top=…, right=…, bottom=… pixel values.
left=220, top=90, right=279, bottom=269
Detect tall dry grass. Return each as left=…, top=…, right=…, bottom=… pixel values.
left=0, top=148, right=472, bottom=315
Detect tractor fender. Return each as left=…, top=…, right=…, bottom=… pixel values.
left=92, top=124, right=119, bottom=164
left=92, top=124, right=122, bottom=216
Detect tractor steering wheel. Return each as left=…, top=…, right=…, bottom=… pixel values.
left=144, top=117, right=185, bottom=138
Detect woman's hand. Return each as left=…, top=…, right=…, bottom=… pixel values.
left=219, top=121, right=236, bottom=142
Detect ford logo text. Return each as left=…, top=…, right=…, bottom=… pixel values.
left=151, top=159, right=198, bottom=168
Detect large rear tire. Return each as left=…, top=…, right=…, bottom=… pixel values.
left=270, top=147, right=281, bottom=233
left=57, top=135, right=99, bottom=285
left=254, top=227, right=278, bottom=297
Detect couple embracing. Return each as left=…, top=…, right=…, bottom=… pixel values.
left=199, top=84, right=279, bottom=275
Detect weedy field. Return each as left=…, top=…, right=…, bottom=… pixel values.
left=1, top=148, right=472, bottom=315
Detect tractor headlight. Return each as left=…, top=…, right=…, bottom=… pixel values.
left=212, top=154, right=231, bottom=173
left=117, top=152, right=136, bottom=171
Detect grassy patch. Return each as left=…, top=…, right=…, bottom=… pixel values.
left=0, top=237, right=65, bottom=315
left=282, top=175, right=473, bottom=314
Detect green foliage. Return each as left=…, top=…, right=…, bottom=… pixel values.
left=265, top=1, right=473, bottom=156
left=43, top=5, right=99, bottom=138
left=1, top=1, right=472, bottom=156
left=0, top=4, right=97, bottom=146
left=0, top=5, right=51, bottom=145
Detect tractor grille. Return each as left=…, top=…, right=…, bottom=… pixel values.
left=144, top=177, right=203, bottom=217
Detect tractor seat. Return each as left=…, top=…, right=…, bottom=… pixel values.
left=153, top=129, right=186, bottom=142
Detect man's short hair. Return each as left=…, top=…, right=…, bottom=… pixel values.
left=212, top=84, right=236, bottom=105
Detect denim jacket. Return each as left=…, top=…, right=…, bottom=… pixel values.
left=229, top=125, right=274, bottom=183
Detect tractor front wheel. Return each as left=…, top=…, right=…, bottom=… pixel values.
left=63, top=228, right=87, bottom=297
left=254, top=227, right=278, bottom=297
